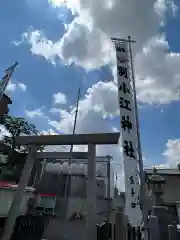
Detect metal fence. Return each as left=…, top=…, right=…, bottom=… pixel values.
left=97, top=221, right=112, bottom=240
left=0, top=214, right=49, bottom=240
left=97, top=221, right=142, bottom=240
left=127, top=223, right=142, bottom=240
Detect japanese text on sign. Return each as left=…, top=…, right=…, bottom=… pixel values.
left=115, top=42, right=141, bottom=226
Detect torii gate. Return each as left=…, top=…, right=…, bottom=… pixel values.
left=2, top=132, right=119, bottom=240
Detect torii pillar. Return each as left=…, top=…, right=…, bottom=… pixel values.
left=1, top=132, right=119, bottom=240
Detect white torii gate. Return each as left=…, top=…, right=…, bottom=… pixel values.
left=1, top=132, right=119, bottom=240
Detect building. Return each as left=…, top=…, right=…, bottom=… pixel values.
left=31, top=159, right=114, bottom=197
left=0, top=94, right=12, bottom=123
left=0, top=181, right=35, bottom=217
left=112, top=168, right=180, bottom=225
left=0, top=144, right=26, bottom=183
left=28, top=158, right=115, bottom=221
left=145, top=168, right=180, bottom=224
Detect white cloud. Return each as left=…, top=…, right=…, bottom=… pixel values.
left=6, top=81, right=27, bottom=93
left=25, top=107, right=45, bottom=118
left=46, top=0, right=176, bottom=68
left=51, top=81, right=119, bottom=120
left=20, top=0, right=177, bottom=69
left=48, top=119, right=63, bottom=131
left=80, top=81, right=119, bottom=118
left=16, top=0, right=179, bottom=105
left=53, top=92, right=67, bottom=104
left=21, top=30, right=61, bottom=65
left=162, top=139, right=180, bottom=168
left=48, top=0, right=67, bottom=7
left=18, top=83, right=27, bottom=91
left=149, top=138, right=180, bottom=169
left=41, top=128, right=58, bottom=135
left=154, top=0, right=177, bottom=18
left=135, top=35, right=180, bottom=104
left=6, top=81, right=16, bottom=92
left=50, top=108, right=62, bottom=114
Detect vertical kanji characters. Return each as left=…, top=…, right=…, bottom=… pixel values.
left=119, top=97, right=131, bottom=111
left=121, top=116, right=132, bottom=133
left=131, top=202, right=136, bottom=208
left=117, top=66, right=128, bottom=79
left=123, top=140, right=135, bottom=159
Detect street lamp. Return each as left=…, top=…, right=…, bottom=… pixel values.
left=148, top=167, right=166, bottom=206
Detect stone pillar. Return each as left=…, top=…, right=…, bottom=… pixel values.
left=147, top=215, right=160, bottom=240
left=86, top=144, right=97, bottom=240
left=152, top=206, right=173, bottom=240
left=168, top=225, right=178, bottom=240
left=115, top=212, right=128, bottom=240
left=1, top=145, right=37, bottom=240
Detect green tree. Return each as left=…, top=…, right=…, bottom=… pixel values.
left=0, top=115, right=44, bottom=182
left=1, top=115, right=44, bottom=163
left=3, top=115, right=39, bottom=150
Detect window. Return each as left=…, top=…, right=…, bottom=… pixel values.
left=36, top=196, right=56, bottom=215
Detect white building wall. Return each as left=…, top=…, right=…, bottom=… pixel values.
left=0, top=188, right=34, bottom=216
left=46, top=158, right=115, bottom=198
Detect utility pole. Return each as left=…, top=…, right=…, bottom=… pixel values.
left=127, top=35, right=147, bottom=215
left=64, top=87, right=81, bottom=216
left=106, top=155, right=111, bottom=240
left=127, top=36, right=148, bottom=238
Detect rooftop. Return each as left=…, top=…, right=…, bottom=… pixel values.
left=2, top=93, right=12, bottom=104
left=0, top=181, right=35, bottom=192
left=145, top=168, right=180, bottom=175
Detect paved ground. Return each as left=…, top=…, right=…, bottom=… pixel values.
left=43, top=218, right=86, bottom=240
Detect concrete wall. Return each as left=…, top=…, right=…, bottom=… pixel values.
left=34, top=170, right=107, bottom=199
left=162, top=175, right=180, bottom=203
left=35, top=172, right=66, bottom=197
left=70, top=176, right=106, bottom=198
left=33, top=160, right=115, bottom=198
left=70, top=176, right=86, bottom=198
left=0, top=188, right=34, bottom=216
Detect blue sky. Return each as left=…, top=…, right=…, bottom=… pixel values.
left=0, top=0, right=180, bottom=171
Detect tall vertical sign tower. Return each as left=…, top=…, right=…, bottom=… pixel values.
left=113, top=39, right=142, bottom=226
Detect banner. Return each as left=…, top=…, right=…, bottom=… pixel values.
left=115, top=42, right=141, bottom=226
